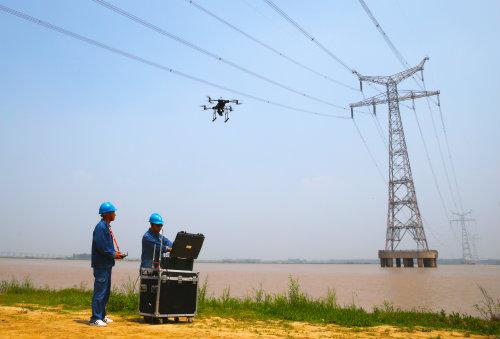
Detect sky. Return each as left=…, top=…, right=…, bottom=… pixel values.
left=0, top=0, right=499, bottom=260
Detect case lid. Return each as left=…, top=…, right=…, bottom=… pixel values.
left=170, top=231, right=205, bottom=259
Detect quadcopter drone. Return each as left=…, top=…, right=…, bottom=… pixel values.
left=201, top=96, right=241, bottom=122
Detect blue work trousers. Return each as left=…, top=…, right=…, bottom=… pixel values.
left=91, top=267, right=112, bottom=321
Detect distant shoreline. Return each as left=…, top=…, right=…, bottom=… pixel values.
left=1, top=256, right=499, bottom=265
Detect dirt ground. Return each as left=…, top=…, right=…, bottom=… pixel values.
left=0, top=305, right=495, bottom=338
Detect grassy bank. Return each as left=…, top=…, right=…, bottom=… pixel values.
left=1, top=277, right=499, bottom=335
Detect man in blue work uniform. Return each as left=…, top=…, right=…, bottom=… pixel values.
left=89, top=202, right=126, bottom=327
left=141, top=213, right=173, bottom=268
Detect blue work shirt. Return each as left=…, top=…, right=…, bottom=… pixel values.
left=141, top=229, right=173, bottom=268
left=91, top=219, right=116, bottom=269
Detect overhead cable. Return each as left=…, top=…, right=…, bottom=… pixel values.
left=185, top=0, right=358, bottom=91
left=91, top=0, right=346, bottom=110
left=358, top=0, right=462, bottom=213
left=410, top=105, right=449, bottom=219
left=353, top=119, right=386, bottom=183
left=424, top=78, right=464, bottom=211
left=0, top=4, right=350, bottom=120
left=262, top=0, right=393, bottom=164
left=371, top=114, right=387, bottom=150
left=357, top=0, right=437, bottom=104
left=424, top=93, right=458, bottom=210
left=263, top=0, right=353, bottom=73
left=437, top=99, right=464, bottom=211
left=357, top=0, right=408, bottom=68
left=360, top=90, right=388, bottom=149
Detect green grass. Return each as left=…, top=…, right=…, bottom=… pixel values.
left=0, top=278, right=136, bottom=313
left=1, top=276, right=499, bottom=335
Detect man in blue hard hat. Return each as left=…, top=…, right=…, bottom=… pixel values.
left=89, top=201, right=126, bottom=327
left=141, top=213, right=173, bottom=268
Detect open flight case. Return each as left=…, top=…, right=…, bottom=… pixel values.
left=139, top=232, right=204, bottom=324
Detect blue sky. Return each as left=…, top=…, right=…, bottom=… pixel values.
left=0, top=0, right=499, bottom=259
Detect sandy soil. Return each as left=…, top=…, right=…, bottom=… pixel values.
left=0, top=306, right=495, bottom=338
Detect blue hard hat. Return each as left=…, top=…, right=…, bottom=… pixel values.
left=149, top=213, right=164, bottom=225
left=99, top=202, right=117, bottom=215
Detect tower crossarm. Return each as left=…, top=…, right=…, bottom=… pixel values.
left=450, top=211, right=475, bottom=223
left=352, top=57, right=429, bottom=90
left=451, top=210, right=472, bottom=217
left=350, top=90, right=439, bottom=114
left=351, top=72, right=390, bottom=86
left=388, top=57, right=428, bottom=84
left=350, top=93, right=387, bottom=108
left=451, top=219, right=475, bottom=223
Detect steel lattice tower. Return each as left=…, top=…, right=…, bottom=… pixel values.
left=450, top=211, right=478, bottom=264
left=350, top=58, right=440, bottom=255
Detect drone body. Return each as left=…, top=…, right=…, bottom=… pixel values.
left=201, top=96, right=241, bottom=122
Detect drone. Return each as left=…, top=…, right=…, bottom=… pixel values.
left=201, top=96, right=241, bottom=122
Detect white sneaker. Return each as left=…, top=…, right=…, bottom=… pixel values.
left=103, top=317, right=113, bottom=324
left=89, top=319, right=107, bottom=327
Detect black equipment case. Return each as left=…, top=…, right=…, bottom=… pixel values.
left=139, top=232, right=204, bottom=323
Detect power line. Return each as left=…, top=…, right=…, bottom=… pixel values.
left=410, top=105, right=449, bottom=219
left=437, top=98, right=464, bottom=211
left=358, top=0, right=461, bottom=213
left=263, top=0, right=353, bottom=73
left=360, top=90, right=388, bottom=149
left=424, top=93, right=458, bottom=210
left=91, top=0, right=346, bottom=110
left=185, top=0, right=358, bottom=91
left=261, top=0, right=393, bottom=183
left=357, top=0, right=422, bottom=88
left=240, top=0, right=274, bottom=23
left=239, top=0, right=300, bottom=40
left=353, top=119, right=386, bottom=183
left=371, top=114, right=387, bottom=149
left=357, top=0, right=408, bottom=68
left=357, top=0, right=439, bottom=107
left=0, top=4, right=350, bottom=120
left=421, top=215, right=450, bottom=249
left=261, top=0, right=394, bottom=172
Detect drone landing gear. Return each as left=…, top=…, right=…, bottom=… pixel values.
left=212, top=111, right=216, bottom=122
left=224, top=111, right=229, bottom=123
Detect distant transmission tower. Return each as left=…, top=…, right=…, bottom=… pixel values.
left=450, top=211, right=479, bottom=264
left=350, top=57, right=439, bottom=268
left=471, top=234, right=480, bottom=263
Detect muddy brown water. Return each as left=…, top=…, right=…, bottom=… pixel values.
left=1, top=258, right=499, bottom=316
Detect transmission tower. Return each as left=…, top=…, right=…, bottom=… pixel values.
left=471, top=234, right=480, bottom=263
left=350, top=57, right=439, bottom=267
left=450, top=211, right=479, bottom=264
